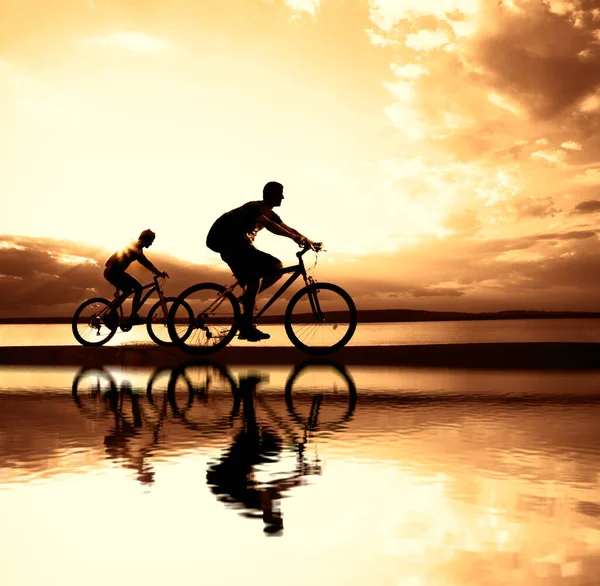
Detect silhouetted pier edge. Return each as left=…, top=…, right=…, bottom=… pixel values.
left=1, top=343, right=600, bottom=369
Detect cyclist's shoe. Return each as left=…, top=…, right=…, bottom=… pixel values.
left=238, top=327, right=270, bottom=342
left=128, top=314, right=146, bottom=325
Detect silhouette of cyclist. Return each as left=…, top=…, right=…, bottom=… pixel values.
left=104, top=229, right=168, bottom=324
left=206, top=181, right=320, bottom=342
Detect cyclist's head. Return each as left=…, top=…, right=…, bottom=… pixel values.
left=138, top=229, right=155, bottom=247
left=263, top=181, right=284, bottom=207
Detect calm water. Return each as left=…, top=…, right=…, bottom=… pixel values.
left=1, top=360, right=599, bottom=586
left=2, top=318, right=600, bottom=346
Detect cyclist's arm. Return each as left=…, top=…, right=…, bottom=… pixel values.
left=137, top=252, right=161, bottom=275
left=279, top=222, right=307, bottom=240
left=279, top=221, right=319, bottom=248
left=258, top=216, right=299, bottom=242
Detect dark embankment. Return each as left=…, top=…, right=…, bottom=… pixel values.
left=1, top=343, right=599, bottom=369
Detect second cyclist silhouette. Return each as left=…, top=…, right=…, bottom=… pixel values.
left=103, top=229, right=168, bottom=326
left=206, top=181, right=320, bottom=342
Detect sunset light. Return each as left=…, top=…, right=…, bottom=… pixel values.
left=2, top=0, right=600, bottom=317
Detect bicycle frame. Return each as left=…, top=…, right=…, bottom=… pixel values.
left=256, top=252, right=313, bottom=320
left=204, top=246, right=318, bottom=321
left=110, top=275, right=166, bottom=318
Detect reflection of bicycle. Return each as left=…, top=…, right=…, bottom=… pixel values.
left=71, top=368, right=164, bottom=485
left=197, top=360, right=357, bottom=534
left=72, top=274, right=189, bottom=347
left=145, top=357, right=357, bottom=432
left=146, top=360, right=239, bottom=436
left=167, top=243, right=357, bottom=355
left=284, top=358, right=357, bottom=432
left=71, top=359, right=357, bottom=501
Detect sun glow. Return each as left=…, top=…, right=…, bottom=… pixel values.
left=3, top=0, right=600, bottom=313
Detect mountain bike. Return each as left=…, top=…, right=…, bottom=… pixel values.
left=71, top=274, right=192, bottom=347
left=166, top=243, right=357, bottom=355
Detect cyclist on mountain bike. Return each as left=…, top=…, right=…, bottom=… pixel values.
left=206, top=181, right=320, bottom=342
left=103, top=229, right=168, bottom=324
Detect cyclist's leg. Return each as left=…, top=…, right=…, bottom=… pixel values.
left=104, top=268, right=128, bottom=305
left=242, top=276, right=260, bottom=328
left=121, top=274, right=144, bottom=317
left=105, top=270, right=141, bottom=317
left=220, top=247, right=267, bottom=338
left=221, top=247, right=253, bottom=324
left=256, top=251, right=283, bottom=292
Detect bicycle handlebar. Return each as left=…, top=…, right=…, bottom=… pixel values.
left=296, top=242, right=323, bottom=258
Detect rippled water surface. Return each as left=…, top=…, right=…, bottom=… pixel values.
left=1, top=361, right=600, bottom=586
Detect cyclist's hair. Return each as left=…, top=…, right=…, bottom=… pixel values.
left=139, top=229, right=155, bottom=241
left=263, top=181, right=283, bottom=198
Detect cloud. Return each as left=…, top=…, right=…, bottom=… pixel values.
left=0, top=235, right=227, bottom=316
left=3, top=230, right=600, bottom=317
left=284, top=0, right=320, bottom=16
left=325, top=228, right=600, bottom=311
left=572, top=199, right=600, bottom=214
left=81, top=32, right=172, bottom=52
left=512, top=195, right=559, bottom=219
left=562, top=140, right=583, bottom=150
left=410, top=286, right=465, bottom=297
left=473, top=3, right=600, bottom=120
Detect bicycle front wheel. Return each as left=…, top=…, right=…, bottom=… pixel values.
left=284, top=282, right=357, bottom=354
left=167, top=283, right=241, bottom=354
left=72, top=297, right=118, bottom=346
left=147, top=297, right=192, bottom=346
left=284, top=359, right=357, bottom=431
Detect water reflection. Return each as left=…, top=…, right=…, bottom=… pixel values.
left=2, top=363, right=600, bottom=585
left=70, top=358, right=357, bottom=533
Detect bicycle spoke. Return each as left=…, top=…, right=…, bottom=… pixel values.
left=168, top=283, right=240, bottom=354
left=284, top=359, right=357, bottom=432
left=72, top=298, right=117, bottom=346
left=285, top=283, right=357, bottom=354
left=72, top=367, right=117, bottom=420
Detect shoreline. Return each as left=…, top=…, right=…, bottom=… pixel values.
left=1, top=342, right=599, bottom=369
left=3, top=314, right=600, bottom=325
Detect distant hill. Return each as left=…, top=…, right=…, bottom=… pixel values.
left=2, top=309, right=600, bottom=324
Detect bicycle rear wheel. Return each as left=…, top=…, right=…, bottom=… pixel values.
left=284, top=282, right=357, bottom=354
left=71, top=366, right=117, bottom=420
left=167, top=283, right=241, bottom=354
left=147, top=297, right=193, bottom=346
left=72, top=297, right=118, bottom=346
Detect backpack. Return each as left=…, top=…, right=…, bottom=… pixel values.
left=206, top=212, right=231, bottom=253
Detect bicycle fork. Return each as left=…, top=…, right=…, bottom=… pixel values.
left=307, top=278, right=325, bottom=322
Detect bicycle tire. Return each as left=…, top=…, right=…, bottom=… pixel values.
left=166, top=358, right=239, bottom=431
left=284, top=358, right=357, bottom=431
left=167, top=282, right=241, bottom=355
left=71, top=366, right=118, bottom=420
left=146, top=367, right=175, bottom=400
left=147, top=296, right=193, bottom=346
left=284, top=282, right=357, bottom=354
left=72, top=297, right=118, bottom=346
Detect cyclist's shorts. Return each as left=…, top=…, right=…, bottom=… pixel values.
left=220, top=245, right=281, bottom=286
left=103, top=268, right=142, bottom=294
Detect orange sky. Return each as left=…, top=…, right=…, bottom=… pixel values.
left=2, top=0, right=600, bottom=315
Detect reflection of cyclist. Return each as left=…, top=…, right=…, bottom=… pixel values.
left=206, top=182, right=320, bottom=342
left=103, top=229, right=167, bottom=325
left=206, top=375, right=285, bottom=533
left=102, top=380, right=156, bottom=486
